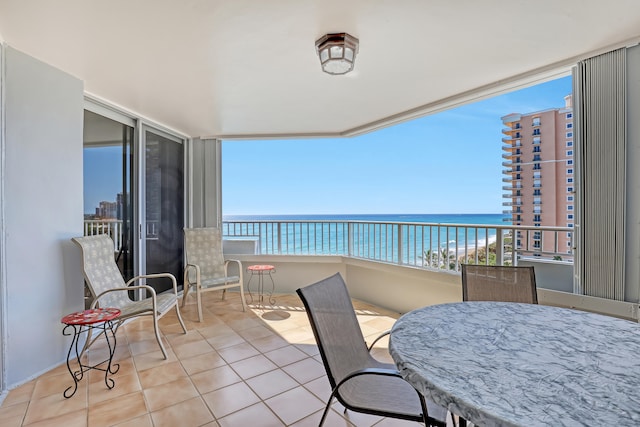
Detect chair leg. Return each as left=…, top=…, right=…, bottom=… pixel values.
left=181, top=282, right=190, bottom=308
left=152, top=315, right=168, bottom=359
left=196, top=287, right=204, bottom=322
left=221, top=289, right=227, bottom=301
left=239, top=283, right=247, bottom=312
left=175, top=304, right=188, bottom=334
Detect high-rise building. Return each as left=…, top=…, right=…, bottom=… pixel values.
left=501, top=95, right=574, bottom=259
left=96, top=200, right=118, bottom=219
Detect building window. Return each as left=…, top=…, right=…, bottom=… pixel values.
left=568, top=224, right=574, bottom=228
left=533, top=146, right=541, bottom=153
left=567, top=141, right=573, bottom=147
left=533, top=241, right=541, bottom=249
left=533, top=189, right=541, bottom=196
left=533, top=137, right=541, bottom=145
left=567, top=159, right=573, bottom=165
left=533, top=163, right=541, bottom=170
left=532, top=118, right=541, bottom=126
left=568, top=214, right=574, bottom=219
left=567, top=150, right=573, bottom=156
left=567, top=168, right=573, bottom=174
left=534, top=215, right=541, bottom=222
left=567, top=113, right=573, bottom=119
left=567, top=177, right=574, bottom=183
left=567, top=132, right=573, bottom=138
left=567, top=195, right=574, bottom=201
left=533, top=154, right=541, bottom=161
left=568, top=187, right=574, bottom=192
left=533, top=129, right=541, bottom=136
left=567, top=123, right=573, bottom=129
left=567, top=232, right=572, bottom=238
left=568, top=205, right=574, bottom=210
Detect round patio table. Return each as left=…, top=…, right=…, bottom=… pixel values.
left=390, top=302, right=640, bottom=427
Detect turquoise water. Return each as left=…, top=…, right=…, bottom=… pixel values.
left=223, top=214, right=508, bottom=261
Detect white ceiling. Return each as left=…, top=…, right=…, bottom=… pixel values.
left=1, top=0, right=640, bottom=139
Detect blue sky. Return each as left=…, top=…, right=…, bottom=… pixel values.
left=222, top=76, right=573, bottom=216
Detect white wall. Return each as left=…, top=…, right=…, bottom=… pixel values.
left=3, top=46, right=84, bottom=388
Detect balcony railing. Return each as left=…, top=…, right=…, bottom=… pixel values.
left=222, top=220, right=573, bottom=271
left=83, top=220, right=159, bottom=251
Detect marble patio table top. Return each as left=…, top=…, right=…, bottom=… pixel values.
left=389, top=302, right=640, bottom=427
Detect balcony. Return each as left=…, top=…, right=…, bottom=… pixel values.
left=1, top=290, right=405, bottom=425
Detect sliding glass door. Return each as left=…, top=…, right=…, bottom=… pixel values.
left=84, top=107, right=186, bottom=298
left=83, top=110, right=135, bottom=281
left=142, top=127, right=185, bottom=294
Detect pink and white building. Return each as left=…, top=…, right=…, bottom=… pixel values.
left=502, top=95, right=574, bottom=259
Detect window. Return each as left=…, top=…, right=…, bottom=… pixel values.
left=568, top=186, right=574, bottom=192
left=567, top=177, right=574, bottom=183
left=567, top=141, right=573, bottom=147
left=533, top=154, right=541, bottom=161
left=533, top=129, right=541, bottom=136
left=567, top=123, right=573, bottom=129
left=568, top=205, right=574, bottom=210
left=532, top=117, right=541, bottom=126
left=567, top=113, right=573, bottom=119
left=567, top=150, right=573, bottom=156
left=533, top=137, right=541, bottom=145
left=567, top=168, right=573, bottom=174
left=568, top=224, right=574, bottom=228
left=567, top=132, right=573, bottom=138
left=533, top=241, right=541, bottom=248
left=567, top=195, right=574, bottom=201
left=533, top=146, right=541, bottom=153
left=533, top=189, right=541, bottom=196
left=568, top=214, right=574, bottom=219
left=533, top=163, right=541, bottom=170
left=534, top=215, right=541, bottom=222
left=567, top=159, right=573, bottom=165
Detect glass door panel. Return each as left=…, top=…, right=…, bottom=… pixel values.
left=143, top=129, right=184, bottom=294
left=83, top=110, right=135, bottom=282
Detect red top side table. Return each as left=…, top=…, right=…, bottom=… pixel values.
left=61, top=307, right=121, bottom=398
left=246, top=264, right=276, bottom=308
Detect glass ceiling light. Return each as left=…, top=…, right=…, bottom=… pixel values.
left=315, top=33, right=359, bottom=75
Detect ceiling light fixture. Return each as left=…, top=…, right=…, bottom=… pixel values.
left=315, top=33, right=359, bottom=75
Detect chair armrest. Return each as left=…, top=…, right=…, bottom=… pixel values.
left=91, top=284, right=157, bottom=309
left=332, top=367, right=406, bottom=396
left=184, top=263, right=201, bottom=285
left=368, top=330, right=391, bottom=352
left=131, top=273, right=179, bottom=294
left=224, top=259, right=244, bottom=284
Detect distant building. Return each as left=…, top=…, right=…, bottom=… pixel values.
left=501, top=95, right=574, bottom=258
left=96, top=200, right=118, bottom=219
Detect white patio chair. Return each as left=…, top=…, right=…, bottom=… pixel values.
left=72, top=234, right=187, bottom=359
left=182, top=227, right=246, bottom=321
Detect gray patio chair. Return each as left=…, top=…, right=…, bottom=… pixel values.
left=72, top=234, right=187, bottom=359
left=183, top=227, right=246, bottom=322
left=461, top=264, right=538, bottom=304
left=296, top=273, right=448, bottom=427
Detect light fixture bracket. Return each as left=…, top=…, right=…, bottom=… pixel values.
left=315, top=33, right=359, bottom=75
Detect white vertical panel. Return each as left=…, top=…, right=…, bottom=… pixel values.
left=575, top=48, right=626, bottom=300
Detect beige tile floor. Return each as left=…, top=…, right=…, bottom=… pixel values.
left=0, top=291, right=453, bottom=427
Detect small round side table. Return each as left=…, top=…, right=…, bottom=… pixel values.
left=61, top=307, right=121, bottom=398
left=246, top=264, right=276, bottom=308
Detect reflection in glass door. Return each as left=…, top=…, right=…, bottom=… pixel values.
left=143, top=129, right=184, bottom=294
left=83, top=110, right=135, bottom=281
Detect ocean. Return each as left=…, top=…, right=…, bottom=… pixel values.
left=223, top=213, right=507, bottom=225
left=222, top=214, right=509, bottom=262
